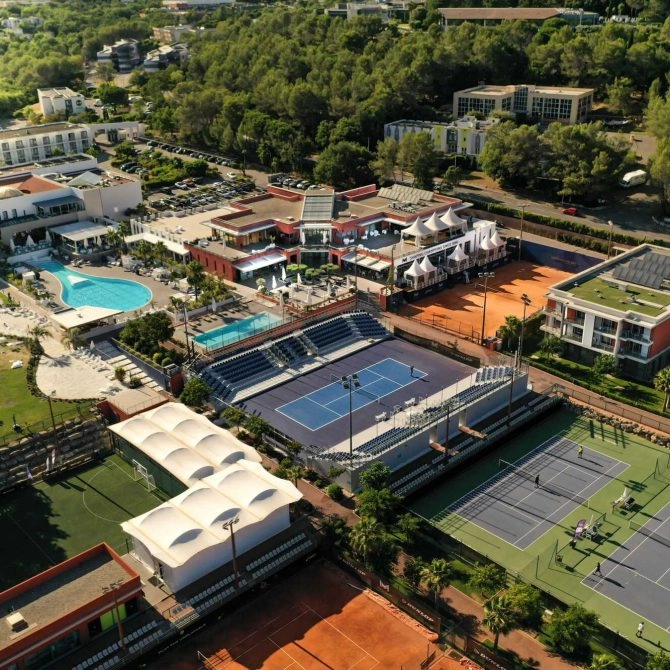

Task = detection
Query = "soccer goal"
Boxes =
[132,459,157,493]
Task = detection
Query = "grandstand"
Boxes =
[199,312,390,404]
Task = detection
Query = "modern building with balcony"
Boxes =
[453,84,593,125]
[0,123,92,167]
[96,39,141,73]
[542,244,670,381]
[37,88,86,119]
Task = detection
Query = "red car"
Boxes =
[562,206,578,216]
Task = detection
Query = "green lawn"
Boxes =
[0,341,90,440]
[409,409,670,654]
[0,454,165,589]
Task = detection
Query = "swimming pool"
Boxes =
[38,260,152,311]
[193,311,282,349]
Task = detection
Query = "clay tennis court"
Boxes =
[400,262,573,341]
[191,559,455,670]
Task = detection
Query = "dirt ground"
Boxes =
[146,559,459,670]
[399,261,573,342]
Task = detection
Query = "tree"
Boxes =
[398,132,438,190]
[469,563,508,598]
[349,518,385,566]
[61,327,84,351]
[507,582,545,628]
[243,414,271,443]
[396,512,421,545]
[221,406,246,430]
[547,604,598,659]
[371,137,399,182]
[539,334,563,360]
[647,651,670,670]
[607,77,635,116]
[96,62,116,83]
[359,462,392,490]
[498,315,522,351]
[180,377,212,407]
[185,261,206,300]
[654,368,670,412]
[357,486,401,525]
[483,595,516,649]
[420,558,451,607]
[442,165,463,190]
[29,324,51,346]
[119,312,174,356]
[403,556,424,588]
[593,354,617,378]
[313,141,374,190]
[321,514,350,549]
[284,464,306,487]
[591,653,624,670]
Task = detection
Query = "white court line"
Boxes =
[275,396,342,431]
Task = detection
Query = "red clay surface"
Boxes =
[400,262,573,341]
[149,559,450,669]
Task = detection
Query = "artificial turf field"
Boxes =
[410,407,670,652]
[0,454,164,590]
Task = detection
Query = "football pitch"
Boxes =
[0,454,165,590]
[410,408,670,651]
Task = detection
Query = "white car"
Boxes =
[226,172,238,179]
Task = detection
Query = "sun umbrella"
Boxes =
[281,266,287,281]
[271,275,278,290]
[25,234,35,247]
[297,273,302,286]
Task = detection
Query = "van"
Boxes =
[619,169,647,188]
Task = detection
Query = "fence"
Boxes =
[401,313,481,344]
[393,324,481,367]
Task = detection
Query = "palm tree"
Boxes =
[186,261,206,300]
[498,315,521,351]
[349,518,384,567]
[28,324,51,352]
[420,558,451,608]
[154,241,169,265]
[60,327,83,351]
[654,367,670,412]
[539,334,563,360]
[285,464,306,487]
[483,595,516,649]
[590,653,624,670]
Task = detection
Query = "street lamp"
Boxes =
[517,204,528,262]
[222,515,240,587]
[341,374,361,467]
[182,300,192,358]
[479,272,495,345]
[607,220,614,259]
[102,580,126,653]
[46,390,60,458]
[348,245,359,309]
[517,293,532,371]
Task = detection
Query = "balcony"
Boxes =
[591,339,615,352]
[620,330,651,344]
[564,331,583,343]
[565,315,585,325]
[618,347,649,361]
[594,324,617,335]
[541,323,562,335]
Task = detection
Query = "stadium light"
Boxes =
[507,293,532,426]
[46,390,60,458]
[479,272,495,346]
[102,580,126,653]
[607,220,614,259]
[341,374,361,467]
[517,203,528,262]
[222,515,240,587]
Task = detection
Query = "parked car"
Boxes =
[562,207,578,216]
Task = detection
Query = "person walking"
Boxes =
[637,622,645,638]
[534,474,540,489]
[595,562,602,576]
[578,445,584,458]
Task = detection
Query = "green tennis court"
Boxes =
[410,408,670,652]
[0,454,164,590]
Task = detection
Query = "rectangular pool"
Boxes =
[193,311,282,350]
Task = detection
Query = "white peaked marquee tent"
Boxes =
[113,403,301,592]
[402,217,432,246]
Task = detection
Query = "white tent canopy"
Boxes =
[479,234,495,251]
[419,256,437,273]
[424,212,449,233]
[448,245,468,263]
[403,217,432,240]
[114,403,301,592]
[440,208,467,228]
[404,258,425,278]
[490,230,505,247]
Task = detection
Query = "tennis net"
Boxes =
[629,520,670,550]
[355,386,381,403]
[498,458,588,506]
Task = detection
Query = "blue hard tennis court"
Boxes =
[276,358,426,431]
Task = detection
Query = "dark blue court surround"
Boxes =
[276,358,426,430]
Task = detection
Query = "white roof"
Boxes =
[419,256,437,273]
[490,230,505,247]
[50,220,109,242]
[480,234,495,251]
[51,306,122,330]
[440,207,466,228]
[448,244,468,262]
[403,217,432,238]
[110,402,261,485]
[118,403,301,572]
[404,258,425,277]
[424,212,448,233]
[125,231,188,256]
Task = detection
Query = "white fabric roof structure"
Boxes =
[403,217,432,240]
[490,230,505,247]
[114,403,301,592]
[125,232,188,257]
[448,245,468,263]
[419,256,437,273]
[424,212,448,233]
[51,306,122,330]
[440,208,467,228]
[67,171,102,188]
[404,259,425,278]
[480,234,495,251]
[50,220,109,242]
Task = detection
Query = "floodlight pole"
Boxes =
[102,581,126,653]
[182,301,192,358]
[479,272,495,345]
[517,293,532,372]
[517,204,528,262]
[341,374,360,468]
[46,390,60,457]
[508,294,531,425]
[222,515,240,587]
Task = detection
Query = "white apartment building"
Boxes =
[37,88,86,119]
[453,84,593,125]
[0,123,91,167]
[96,39,141,73]
[384,117,496,158]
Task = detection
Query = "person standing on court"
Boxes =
[534,474,540,488]
[578,445,584,458]
[637,622,644,638]
[595,562,602,576]
[410,365,414,376]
